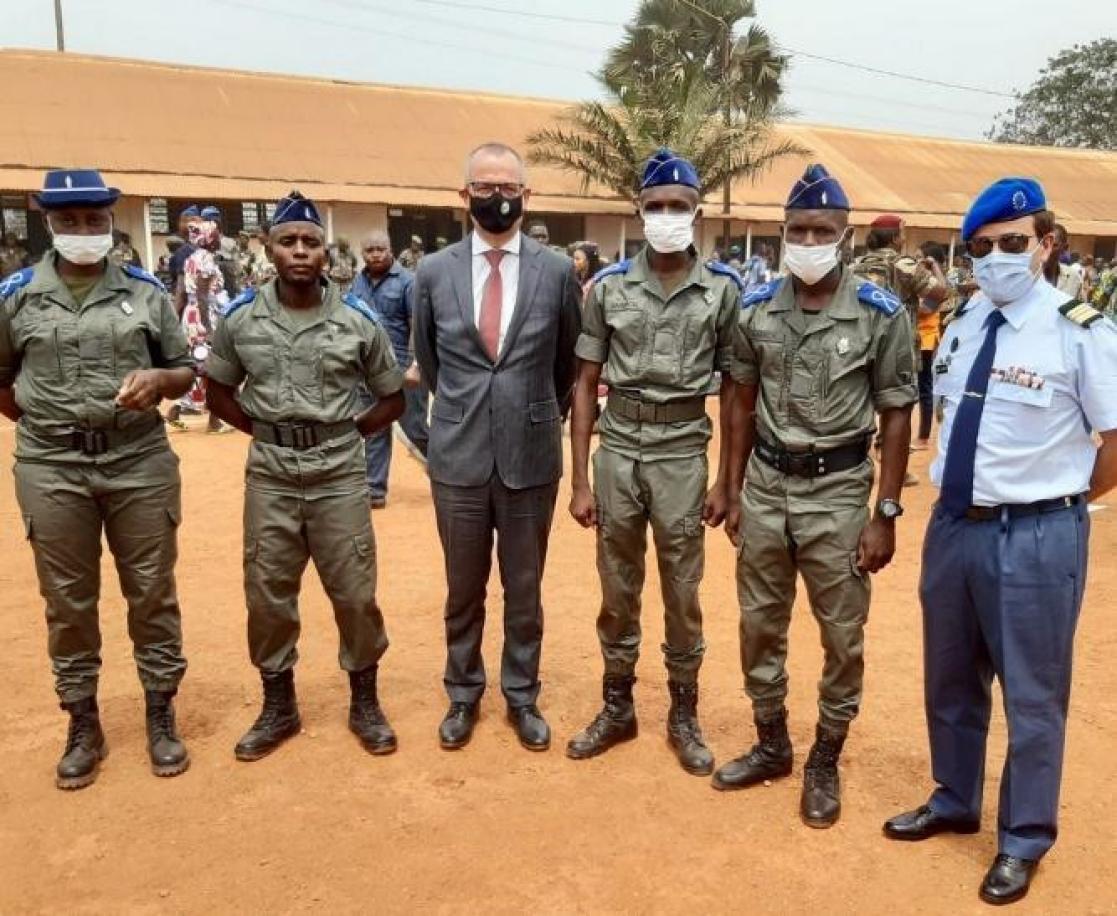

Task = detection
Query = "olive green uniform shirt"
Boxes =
[206,278,403,493]
[575,249,740,461]
[0,253,194,463]
[732,268,918,451]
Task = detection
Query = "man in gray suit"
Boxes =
[413,142,582,752]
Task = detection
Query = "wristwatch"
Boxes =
[877,498,904,520]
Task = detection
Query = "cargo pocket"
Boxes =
[353,534,373,560]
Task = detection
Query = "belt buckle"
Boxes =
[290,424,318,449]
[70,429,108,456]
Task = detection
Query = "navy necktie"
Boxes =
[939,308,1007,517]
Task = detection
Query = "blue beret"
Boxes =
[35,169,120,209]
[786,163,850,211]
[181,205,200,218]
[640,148,700,191]
[273,192,323,227]
[961,177,1046,241]
[200,206,221,220]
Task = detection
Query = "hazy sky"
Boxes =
[5,0,1114,140]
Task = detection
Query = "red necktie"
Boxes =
[479,248,505,361]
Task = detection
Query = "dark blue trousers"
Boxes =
[359,383,430,501]
[919,501,1089,860]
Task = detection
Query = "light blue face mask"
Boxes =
[971,249,1040,306]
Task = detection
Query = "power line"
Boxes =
[352,0,1018,100]
[313,0,604,53]
[779,46,1016,100]
[214,0,595,74]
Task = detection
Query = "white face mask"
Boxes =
[642,211,695,254]
[48,216,114,266]
[971,250,1040,306]
[782,230,848,286]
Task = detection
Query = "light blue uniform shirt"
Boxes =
[931,279,1117,506]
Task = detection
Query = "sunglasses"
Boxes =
[965,233,1035,258]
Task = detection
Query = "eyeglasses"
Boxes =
[467,181,525,199]
[965,233,1035,258]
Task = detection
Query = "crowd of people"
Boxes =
[1,148,1116,910]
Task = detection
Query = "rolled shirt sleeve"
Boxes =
[204,311,246,387]
[872,308,919,412]
[1076,319,1117,433]
[729,309,760,386]
[154,293,196,371]
[714,285,739,373]
[363,322,404,397]
[574,282,609,364]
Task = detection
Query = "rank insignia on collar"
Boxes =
[950,337,959,353]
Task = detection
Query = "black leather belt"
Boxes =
[754,435,870,478]
[606,393,706,424]
[961,494,1083,521]
[251,419,357,450]
[45,416,162,456]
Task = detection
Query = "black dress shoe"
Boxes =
[508,705,550,751]
[979,855,1037,905]
[883,804,981,841]
[439,702,478,750]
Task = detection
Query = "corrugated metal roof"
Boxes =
[2,50,1115,234]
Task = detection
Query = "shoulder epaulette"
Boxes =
[591,260,630,284]
[741,278,783,309]
[0,267,34,300]
[704,260,745,293]
[1058,299,1103,329]
[122,263,166,292]
[220,286,257,319]
[857,281,901,316]
[343,291,381,324]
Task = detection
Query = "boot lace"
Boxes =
[65,714,97,754]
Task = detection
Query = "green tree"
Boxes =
[527,0,802,199]
[990,39,1117,150]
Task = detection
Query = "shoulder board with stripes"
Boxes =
[704,260,745,292]
[122,263,166,292]
[1058,299,1103,328]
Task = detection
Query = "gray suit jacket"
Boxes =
[413,233,582,489]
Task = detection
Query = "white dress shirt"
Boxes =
[471,232,520,355]
[930,279,1117,505]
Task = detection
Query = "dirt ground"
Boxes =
[1,410,1114,916]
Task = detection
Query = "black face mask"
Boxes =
[469,193,523,234]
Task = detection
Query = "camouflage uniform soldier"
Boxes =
[714,166,917,827]
[0,169,196,789]
[566,149,742,776]
[206,192,406,761]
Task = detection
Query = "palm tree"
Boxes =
[526,0,803,204]
[601,0,786,121]
[528,78,801,198]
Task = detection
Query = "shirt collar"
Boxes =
[472,232,521,258]
[984,279,1046,331]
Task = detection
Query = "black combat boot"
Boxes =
[56,696,107,790]
[711,708,793,791]
[800,725,847,828]
[234,670,301,761]
[566,675,638,760]
[666,680,714,776]
[348,666,397,755]
[145,689,190,777]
